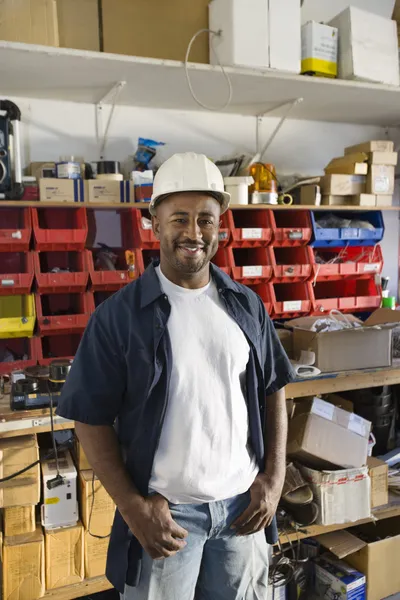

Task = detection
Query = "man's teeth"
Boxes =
[183,246,202,253]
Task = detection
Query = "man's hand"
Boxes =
[122,493,188,559]
[232,473,282,536]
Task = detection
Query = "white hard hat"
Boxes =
[149,152,230,215]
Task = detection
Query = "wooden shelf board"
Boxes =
[0,201,398,211]
[43,576,112,599]
[1,41,400,125]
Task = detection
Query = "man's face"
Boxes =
[152,192,221,275]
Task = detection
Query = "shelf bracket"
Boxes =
[254,97,303,163]
[95,80,126,160]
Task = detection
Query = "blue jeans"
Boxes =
[121,491,269,600]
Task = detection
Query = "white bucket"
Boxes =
[224,176,254,205]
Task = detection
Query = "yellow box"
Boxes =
[45,522,84,590]
[301,22,338,78]
[0,435,40,508]
[79,470,115,537]
[0,295,36,339]
[84,530,109,578]
[3,525,45,600]
[4,505,36,537]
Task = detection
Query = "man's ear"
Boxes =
[152,215,160,240]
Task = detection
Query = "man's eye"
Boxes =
[199,220,214,226]
[175,219,186,224]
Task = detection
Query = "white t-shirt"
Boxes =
[149,266,259,504]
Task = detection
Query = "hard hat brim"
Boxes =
[149,190,231,216]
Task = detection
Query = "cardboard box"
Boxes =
[369,151,398,166]
[319,174,366,196]
[321,194,375,206]
[84,530,109,578]
[316,518,400,600]
[300,464,371,525]
[0,0,59,46]
[345,140,395,155]
[376,194,393,207]
[301,21,338,77]
[350,194,376,206]
[29,162,55,180]
[4,505,36,537]
[314,555,366,600]
[103,0,209,63]
[0,435,40,508]
[74,439,91,471]
[3,525,45,600]
[289,314,394,373]
[366,165,395,195]
[57,0,100,51]
[79,470,115,537]
[45,522,84,589]
[287,397,371,469]
[329,7,400,86]
[300,184,321,205]
[39,178,85,203]
[86,180,133,204]
[367,456,388,508]
[324,153,368,175]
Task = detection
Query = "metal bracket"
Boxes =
[254,97,303,163]
[95,80,126,160]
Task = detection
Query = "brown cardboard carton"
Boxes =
[324,153,368,175]
[366,164,395,195]
[79,470,115,537]
[74,439,91,471]
[367,456,388,508]
[376,194,393,207]
[350,194,376,206]
[0,0,59,46]
[300,184,321,205]
[317,517,400,600]
[86,180,133,204]
[322,193,375,206]
[102,0,209,63]
[345,140,394,154]
[287,397,370,469]
[84,530,109,578]
[288,314,393,373]
[369,151,398,166]
[4,505,36,537]
[39,178,85,203]
[57,0,100,51]
[45,523,84,589]
[3,525,45,600]
[320,174,366,196]
[0,435,40,508]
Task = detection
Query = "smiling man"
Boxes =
[57,153,295,600]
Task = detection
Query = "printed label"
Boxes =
[45,497,60,505]
[311,398,335,421]
[374,176,390,193]
[364,263,379,272]
[242,266,263,277]
[242,228,262,239]
[349,413,368,437]
[288,231,303,240]
[283,300,302,312]
[1,279,14,286]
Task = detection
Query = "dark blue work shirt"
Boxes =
[57,262,295,593]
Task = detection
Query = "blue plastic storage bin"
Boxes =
[310,211,384,247]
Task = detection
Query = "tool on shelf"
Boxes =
[249,163,293,205]
[0,100,23,200]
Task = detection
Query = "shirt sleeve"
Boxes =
[259,299,296,396]
[56,307,126,426]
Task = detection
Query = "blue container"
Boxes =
[310,210,384,247]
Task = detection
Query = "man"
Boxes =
[57,152,295,599]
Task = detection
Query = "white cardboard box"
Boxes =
[269,0,301,72]
[300,464,371,526]
[329,7,400,86]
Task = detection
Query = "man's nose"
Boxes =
[184,219,202,240]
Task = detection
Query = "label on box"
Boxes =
[283,300,302,312]
[242,266,263,277]
[374,177,390,193]
[242,228,262,239]
[311,398,335,421]
[349,413,368,437]
[364,263,379,273]
[288,230,303,240]
[1,279,14,286]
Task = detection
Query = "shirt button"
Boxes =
[164,295,168,300]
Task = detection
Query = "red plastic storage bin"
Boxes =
[270,210,312,247]
[228,247,272,285]
[270,246,313,283]
[35,292,93,335]
[88,248,139,291]
[311,278,382,315]
[37,333,82,366]
[132,208,160,249]
[31,207,88,251]
[271,282,313,319]
[33,250,90,293]
[212,248,231,275]
[246,283,273,316]
[137,250,160,274]
[0,207,32,252]
[311,245,383,282]
[222,209,272,248]
[0,252,34,295]
[93,290,116,308]
[0,337,37,374]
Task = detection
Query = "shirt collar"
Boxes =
[139,260,241,308]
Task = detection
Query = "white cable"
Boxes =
[184,29,233,112]
[100,83,125,159]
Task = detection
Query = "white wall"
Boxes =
[11,95,400,297]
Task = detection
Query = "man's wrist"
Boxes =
[118,491,146,516]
